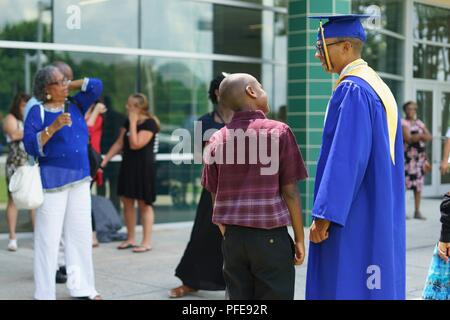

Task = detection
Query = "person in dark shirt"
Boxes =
[169,74,233,298]
[101,93,160,253]
[422,193,450,300]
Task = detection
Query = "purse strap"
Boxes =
[28,104,46,166]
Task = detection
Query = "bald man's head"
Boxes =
[51,61,73,81]
[218,73,269,113]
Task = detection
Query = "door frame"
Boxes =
[412,80,450,196]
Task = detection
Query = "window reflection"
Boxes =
[441,92,450,184]
[140,58,211,132]
[53,0,138,48]
[142,1,266,58]
[213,5,261,57]
[416,90,433,186]
[383,79,402,105]
[414,3,450,44]
[141,0,213,53]
[363,32,403,75]
[0,0,288,225]
[352,0,404,34]
[414,44,450,81]
[0,0,52,42]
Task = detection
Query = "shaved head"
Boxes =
[218,73,269,113]
[51,61,73,80]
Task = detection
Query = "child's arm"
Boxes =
[281,183,305,265]
[439,194,450,262]
[210,192,225,236]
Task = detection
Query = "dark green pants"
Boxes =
[222,225,295,300]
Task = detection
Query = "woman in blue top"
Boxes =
[23,65,103,300]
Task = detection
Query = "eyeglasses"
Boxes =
[48,78,70,87]
[314,41,346,54]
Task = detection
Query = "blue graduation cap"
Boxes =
[308,14,373,71]
[309,14,372,42]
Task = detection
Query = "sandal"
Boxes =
[74,294,102,300]
[132,245,152,253]
[117,242,136,250]
[168,285,198,298]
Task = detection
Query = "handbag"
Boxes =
[8,163,44,209]
[8,103,45,209]
[88,143,102,179]
[68,96,103,179]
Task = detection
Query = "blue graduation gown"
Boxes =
[305,76,406,300]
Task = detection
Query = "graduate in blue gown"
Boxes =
[305,15,406,300]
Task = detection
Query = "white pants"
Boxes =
[34,181,98,300]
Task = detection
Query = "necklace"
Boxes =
[43,103,64,113]
[44,103,64,108]
[215,109,227,124]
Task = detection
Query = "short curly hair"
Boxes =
[33,65,59,102]
[402,101,416,113]
[208,74,226,105]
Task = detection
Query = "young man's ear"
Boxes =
[245,85,257,99]
[344,40,352,53]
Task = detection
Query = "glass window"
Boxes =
[213,5,262,57]
[416,90,433,186]
[352,0,404,34]
[414,43,450,81]
[142,0,264,58]
[274,12,287,61]
[140,57,212,132]
[414,3,450,44]
[141,0,213,54]
[232,0,287,7]
[0,47,42,114]
[273,64,287,121]
[441,92,450,184]
[53,0,138,48]
[363,32,403,76]
[383,78,403,106]
[0,0,52,42]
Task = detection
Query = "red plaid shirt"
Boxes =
[201,110,308,229]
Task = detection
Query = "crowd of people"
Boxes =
[1,13,449,301]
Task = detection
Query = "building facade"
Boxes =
[0,0,449,231]
[289,0,450,223]
[0,0,288,229]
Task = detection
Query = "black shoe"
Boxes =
[59,266,67,276]
[56,266,67,284]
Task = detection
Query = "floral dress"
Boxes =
[402,118,427,192]
[5,120,28,186]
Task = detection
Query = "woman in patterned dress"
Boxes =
[401,101,432,220]
[3,93,34,251]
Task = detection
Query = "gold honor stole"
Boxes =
[335,59,398,165]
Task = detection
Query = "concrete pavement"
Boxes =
[0,194,443,300]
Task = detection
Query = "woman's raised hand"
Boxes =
[51,113,72,131]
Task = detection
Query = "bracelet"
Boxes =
[44,126,51,137]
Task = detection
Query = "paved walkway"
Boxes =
[0,194,443,300]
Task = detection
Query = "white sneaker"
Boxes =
[8,239,17,252]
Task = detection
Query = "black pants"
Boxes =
[222,225,295,300]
